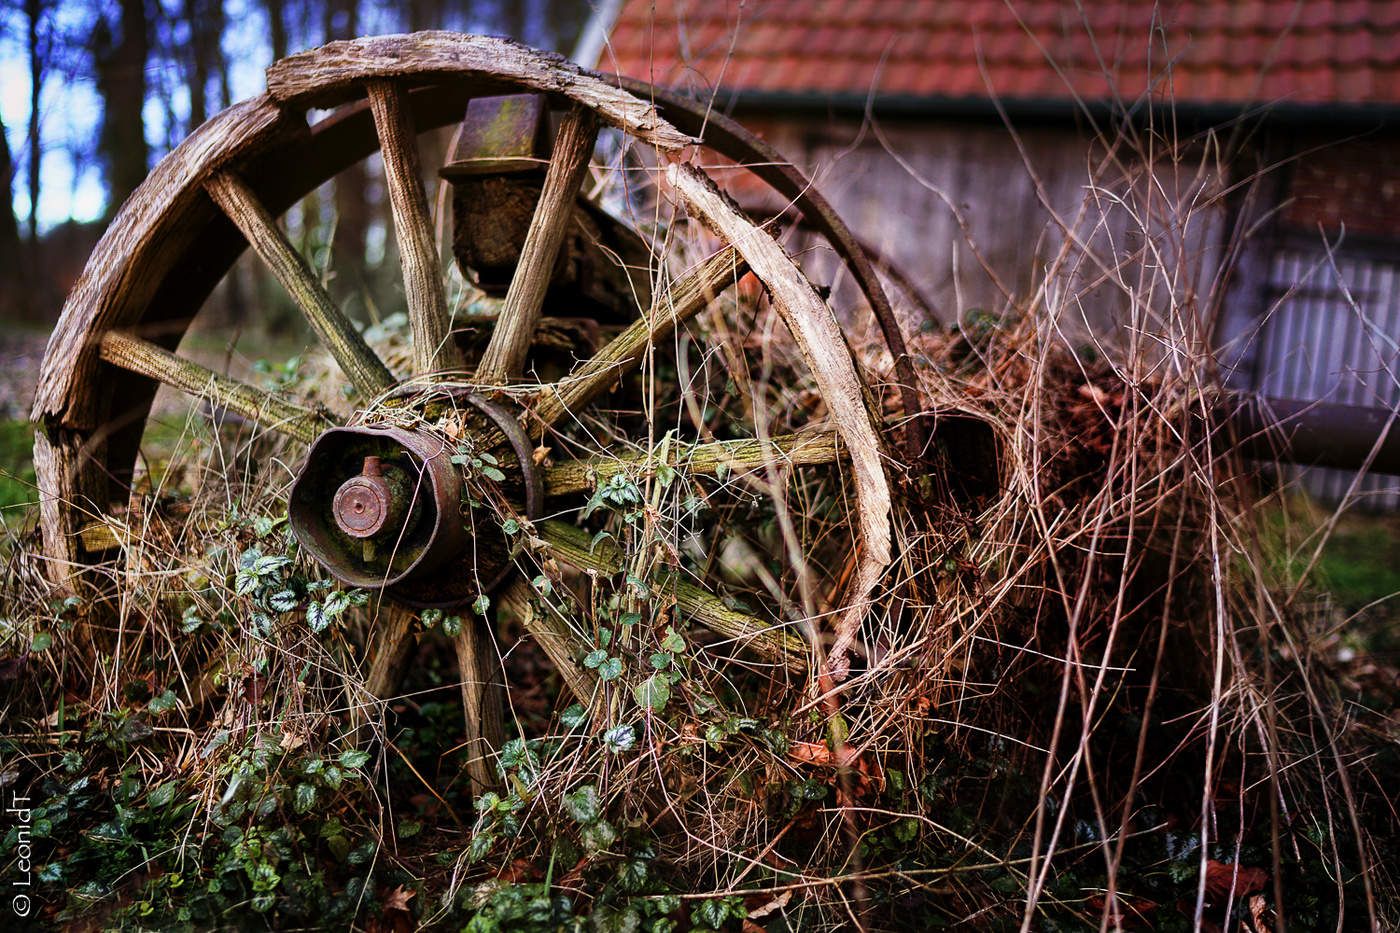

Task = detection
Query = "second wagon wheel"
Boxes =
[31,33,898,790]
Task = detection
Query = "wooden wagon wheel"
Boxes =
[31,33,896,791]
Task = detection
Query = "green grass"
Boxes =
[0,419,36,512]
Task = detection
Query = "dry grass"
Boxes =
[2,62,1399,933]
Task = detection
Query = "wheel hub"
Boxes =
[288,396,542,608]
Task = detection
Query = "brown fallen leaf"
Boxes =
[383,884,415,912]
[1203,860,1267,903]
[747,888,792,920]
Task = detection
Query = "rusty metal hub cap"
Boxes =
[288,395,542,608]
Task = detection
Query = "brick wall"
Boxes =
[1284,137,1400,238]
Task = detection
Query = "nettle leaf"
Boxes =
[501,518,520,535]
[581,818,618,854]
[561,785,601,825]
[602,724,635,753]
[625,575,650,598]
[268,589,299,613]
[531,574,553,595]
[294,783,317,814]
[234,570,260,596]
[634,674,670,712]
[478,452,498,466]
[442,614,463,637]
[560,704,589,730]
[583,649,608,670]
[467,830,495,863]
[323,589,351,615]
[398,819,423,839]
[619,612,642,627]
[338,749,371,770]
[30,632,52,652]
[146,690,178,714]
[649,652,672,670]
[147,782,178,808]
[598,657,623,682]
[253,555,290,577]
[660,626,686,653]
[481,465,507,483]
[306,601,328,633]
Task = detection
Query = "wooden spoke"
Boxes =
[532,245,749,430]
[366,80,462,377]
[359,605,418,703]
[538,521,808,671]
[455,619,504,793]
[543,430,841,497]
[204,171,395,398]
[99,331,324,443]
[498,579,599,707]
[476,103,599,383]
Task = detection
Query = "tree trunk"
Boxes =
[0,112,29,319]
[94,0,150,220]
[263,0,287,64]
[26,0,42,249]
[327,0,369,306]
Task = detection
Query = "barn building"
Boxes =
[598,0,1400,504]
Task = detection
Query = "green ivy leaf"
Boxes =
[583,649,608,670]
[501,518,520,535]
[481,466,507,483]
[442,614,463,637]
[30,632,52,652]
[398,819,423,839]
[473,594,491,616]
[420,608,443,629]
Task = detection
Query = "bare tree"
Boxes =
[93,0,149,219]
[25,0,44,249]
[0,112,29,317]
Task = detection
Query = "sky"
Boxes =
[0,0,350,232]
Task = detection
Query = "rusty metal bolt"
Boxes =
[332,456,401,539]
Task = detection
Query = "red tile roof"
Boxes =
[602,0,1400,110]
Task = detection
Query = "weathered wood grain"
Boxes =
[99,332,324,443]
[477,104,599,383]
[666,162,892,678]
[205,171,395,398]
[542,431,840,497]
[455,620,505,793]
[539,521,808,671]
[498,579,599,706]
[531,245,748,430]
[266,32,693,152]
[367,80,463,377]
